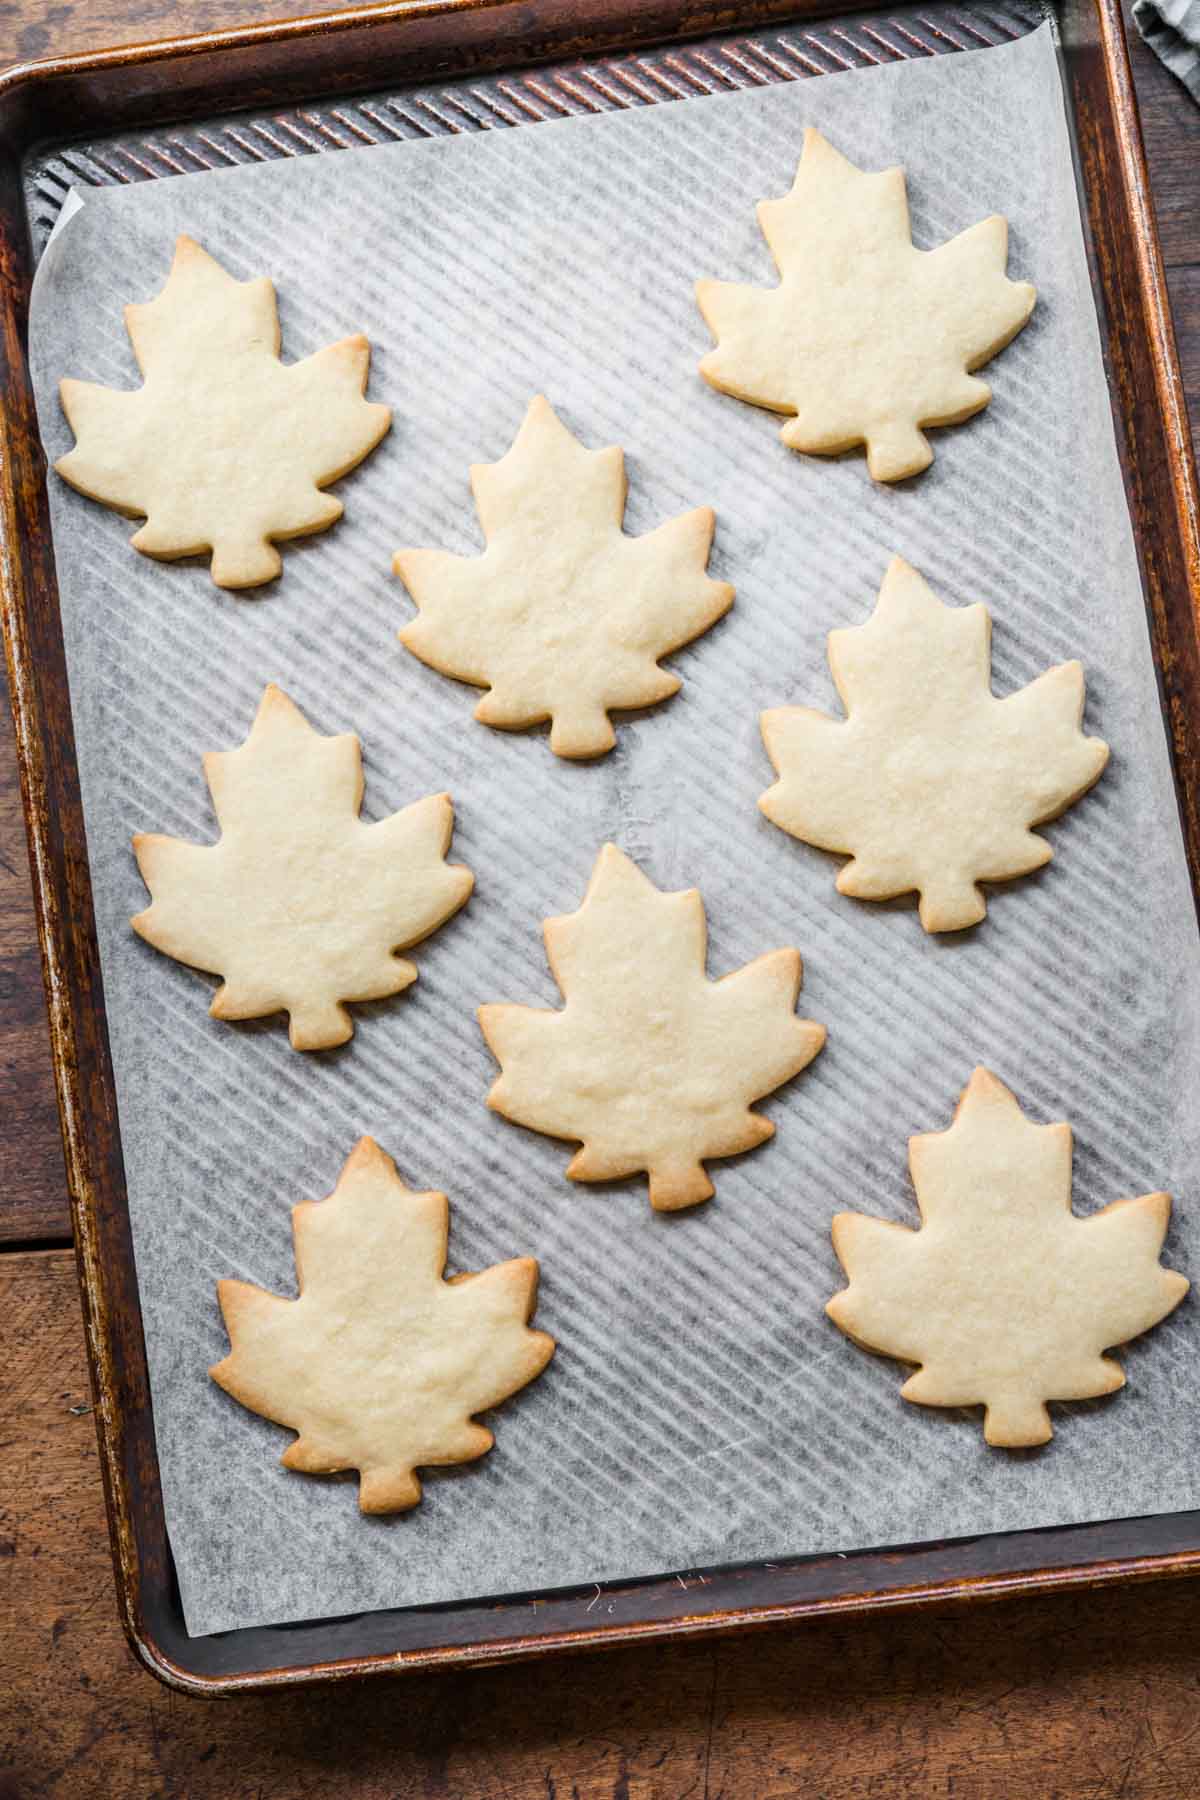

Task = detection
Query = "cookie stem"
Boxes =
[285,995,353,1051]
[548,706,618,760]
[862,419,933,483]
[207,531,282,590]
[648,1159,714,1212]
[982,1393,1053,1447]
[917,875,988,934]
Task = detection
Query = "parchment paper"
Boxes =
[28,22,1200,1639]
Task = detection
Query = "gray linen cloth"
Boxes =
[1134,0,1200,102]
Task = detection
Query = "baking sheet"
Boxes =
[27,21,1200,1639]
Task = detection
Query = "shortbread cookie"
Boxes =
[56,235,391,588]
[394,395,733,758]
[132,685,472,1049]
[211,1138,555,1513]
[696,129,1036,481]
[479,843,825,1210]
[759,557,1109,931]
[826,1068,1188,1446]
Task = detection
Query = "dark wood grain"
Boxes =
[0,693,63,1244]
[0,0,339,63]
[1171,267,1200,446]
[1126,11,1200,269]
[0,0,1198,1790]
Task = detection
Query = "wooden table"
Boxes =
[2,3,1198,1793]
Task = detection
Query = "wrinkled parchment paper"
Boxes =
[28,22,1200,1637]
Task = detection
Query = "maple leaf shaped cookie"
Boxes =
[211,1138,555,1512]
[826,1069,1188,1446]
[394,396,734,758]
[132,685,472,1050]
[759,557,1109,931]
[56,235,391,588]
[696,129,1036,481]
[479,843,825,1211]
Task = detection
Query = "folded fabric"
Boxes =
[1134,0,1200,103]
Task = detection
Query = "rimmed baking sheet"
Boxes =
[28,18,1200,1638]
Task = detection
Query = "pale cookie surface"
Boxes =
[211,1138,555,1513]
[826,1069,1188,1446]
[759,556,1109,932]
[394,395,733,758]
[696,128,1036,481]
[479,843,825,1211]
[56,235,391,588]
[132,684,472,1050]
